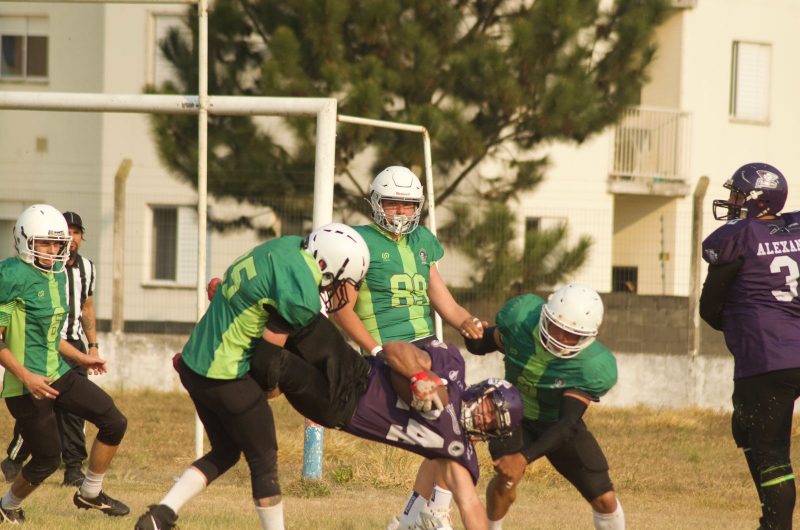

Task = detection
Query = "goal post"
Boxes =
[298,114,442,481]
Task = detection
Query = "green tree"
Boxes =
[440,202,592,301]
[150,0,669,229]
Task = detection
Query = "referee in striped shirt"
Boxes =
[1,211,97,487]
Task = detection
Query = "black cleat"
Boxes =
[0,503,25,523]
[73,490,130,516]
[134,504,178,530]
[0,459,21,483]
[62,467,85,487]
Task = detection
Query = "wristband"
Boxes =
[88,342,99,348]
[370,345,383,356]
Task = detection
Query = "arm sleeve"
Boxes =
[699,258,744,331]
[264,304,294,334]
[520,392,589,464]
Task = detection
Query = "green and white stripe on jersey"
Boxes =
[0,256,70,398]
[352,224,444,345]
[182,236,322,380]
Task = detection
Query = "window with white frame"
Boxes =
[730,41,771,122]
[149,13,187,87]
[150,205,197,284]
[0,16,48,81]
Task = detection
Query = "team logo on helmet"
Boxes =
[755,170,780,189]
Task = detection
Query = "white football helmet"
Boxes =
[539,284,603,358]
[369,166,425,235]
[303,223,370,312]
[13,204,71,273]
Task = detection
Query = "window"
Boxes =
[0,17,48,81]
[150,205,197,284]
[148,14,187,87]
[730,41,771,122]
[612,266,638,293]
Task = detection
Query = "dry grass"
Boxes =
[0,391,798,529]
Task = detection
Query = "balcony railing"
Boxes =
[609,106,691,196]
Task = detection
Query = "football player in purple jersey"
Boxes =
[186,274,522,530]
[243,312,521,530]
[701,162,800,530]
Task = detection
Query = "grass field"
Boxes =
[0,390,797,529]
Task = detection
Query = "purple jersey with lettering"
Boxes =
[702,212,800,378]
[342,340,480,483]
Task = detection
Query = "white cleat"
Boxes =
[414,509,454,530]
[386,514,402,530]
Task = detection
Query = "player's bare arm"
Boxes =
[82,294,99,354]
[383,341,448,411]
[59,339,107,375]
[331,281,381,353]
[428,265,487,340]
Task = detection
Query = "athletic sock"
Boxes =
[160,467,208,514]
[592,499,625,530]
[255,502,285,530]
[79,469,105,499]
[1,489,23,511]
[428,485,452,512]
[488,517,505,530]
[398,491,426,528]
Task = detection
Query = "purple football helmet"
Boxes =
[713,163,787,220]
[460,378,523,440]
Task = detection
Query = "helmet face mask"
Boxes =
[14,204,71,273]
[712,163,787,220]
[369,166,425,235]
[460,378,522,441]
[538,284,603,359]
[303,223,370,313]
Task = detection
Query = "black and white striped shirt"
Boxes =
[60,254,96,341]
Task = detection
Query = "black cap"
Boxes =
[63,211,85,232]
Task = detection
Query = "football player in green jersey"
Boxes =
[0,205,129,523]
[464,284,624,530]
[135,223,370,530]
[334,166,485,351]
[332,166,486,529]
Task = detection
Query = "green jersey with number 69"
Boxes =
[496,294,617,422]
[352,224,444,344]
[0,257,70,398]
[182,236,322,380]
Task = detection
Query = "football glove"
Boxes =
[410,371,446,412]
[207,277,221,301]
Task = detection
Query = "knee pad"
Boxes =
[250,464,280,500]
[96,408,128,446]
[194,451,241,484]
[246,449,280,499]
[23,453,61,485]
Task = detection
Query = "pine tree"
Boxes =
[150,0,669,232]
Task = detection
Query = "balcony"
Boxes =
[608,106,691,197]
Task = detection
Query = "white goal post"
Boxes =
[0,0,442,480]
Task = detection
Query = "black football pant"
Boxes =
[732,367,800,530]
[4,370,127,485]
[178,359,280,500]
[5,338,89,471]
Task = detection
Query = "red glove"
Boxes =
[207,277,222,301]
[172,352,182,372]
[410,371,446,412]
